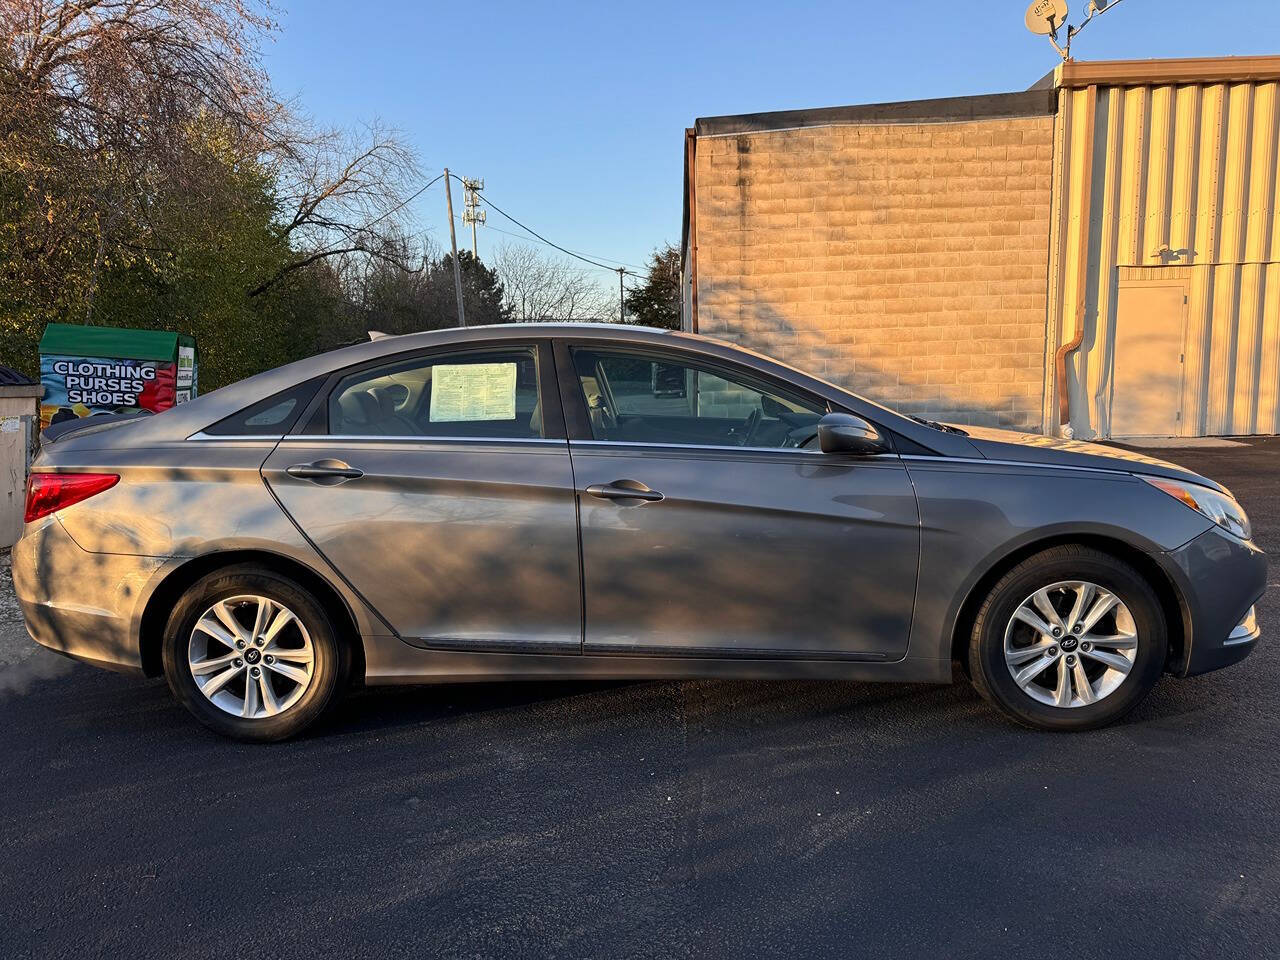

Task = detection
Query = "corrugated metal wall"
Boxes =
[1048,78,1280,437]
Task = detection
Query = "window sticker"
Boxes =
[429,362,518,422]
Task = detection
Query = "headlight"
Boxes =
[1141,476,1252,541]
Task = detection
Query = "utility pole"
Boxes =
[443,168,466,327]
[617,268,625,323]
[462,177,485,258]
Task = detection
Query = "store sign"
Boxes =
[50,358,158,406]
[40,354,176,428]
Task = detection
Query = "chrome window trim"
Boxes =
[568,439,899,459]
[188,431,565,445]
[187,432,286,442]
[277,434,564,445]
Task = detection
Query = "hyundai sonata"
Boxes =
[13,324,1265,739]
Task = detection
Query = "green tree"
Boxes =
[624,244,681,330]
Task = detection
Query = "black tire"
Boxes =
[162,564,347,742]
[968,545,1167,731]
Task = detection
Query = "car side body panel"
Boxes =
[12,514,166,673]
[262,437,582,650]
[38,439,288,558]
[902,457,1217,662]
[358,637,953,685]
[20,438,394,670]
[1163,526,1266,676]
[569,444,920,659]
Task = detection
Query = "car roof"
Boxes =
[52,322,973,454]
[355,322,721,350]
[334,323,828,388]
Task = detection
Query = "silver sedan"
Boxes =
[13,324,1265,740]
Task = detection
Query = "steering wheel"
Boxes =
[738,407,762,446]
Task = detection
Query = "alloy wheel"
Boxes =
[187,595,315,720]
[1003,580,1137,708]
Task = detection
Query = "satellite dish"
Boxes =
[1025,0,1068,34]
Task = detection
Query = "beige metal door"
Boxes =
[1109,279,1188,438]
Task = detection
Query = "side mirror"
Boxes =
[816,413,887,455]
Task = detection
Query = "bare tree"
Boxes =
[247,119,421,296]
[2,1,279,162]
[0,1,422,313]
[491,242,616,322]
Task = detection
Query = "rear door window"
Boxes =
[327,348,542,438]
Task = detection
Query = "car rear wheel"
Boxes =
[162,565,345,741]
[968,545,1167,731]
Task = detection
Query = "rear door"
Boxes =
[557,341,920,661]
[261,340,582,651]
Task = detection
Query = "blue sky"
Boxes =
[265,1,1280,283]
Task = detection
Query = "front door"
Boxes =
[560,343,920,660]
[261,342,582,651]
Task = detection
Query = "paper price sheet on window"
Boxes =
[429,363,518,422]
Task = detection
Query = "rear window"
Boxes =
[202,379,323,437]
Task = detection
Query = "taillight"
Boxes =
[24,473,120,524]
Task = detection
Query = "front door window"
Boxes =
[570,348,825,449]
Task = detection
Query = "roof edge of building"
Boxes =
[1053,54,1280,89]
[694,56,1280,141]
[693,89,1056,138]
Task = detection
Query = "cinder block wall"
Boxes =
[692,115,1054,430]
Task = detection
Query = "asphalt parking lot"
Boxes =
[1,439,1277,960]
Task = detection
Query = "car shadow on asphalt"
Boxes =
[0,649,1247,750]
[296,663,1259,746]
[293,673,1082,743]
[320,678,644,736]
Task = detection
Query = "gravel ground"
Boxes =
[0,440,1276,960]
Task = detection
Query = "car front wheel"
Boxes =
[968,545,1167,731]
[162,564,345,741]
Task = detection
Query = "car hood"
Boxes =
[955,425,1223,491]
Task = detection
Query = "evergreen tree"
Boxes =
[624,244,681,330]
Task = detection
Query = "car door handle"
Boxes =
[285,460,364,482]
[586,480,663,502]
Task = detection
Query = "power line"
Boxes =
[562,249,647,272]
[468,183,645,278]
[461,181,647,322]
[450,215,647,272]
[301,171,651,303]
[364,172,445,232]
[372,170,648,276]
[298,172,446,263]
